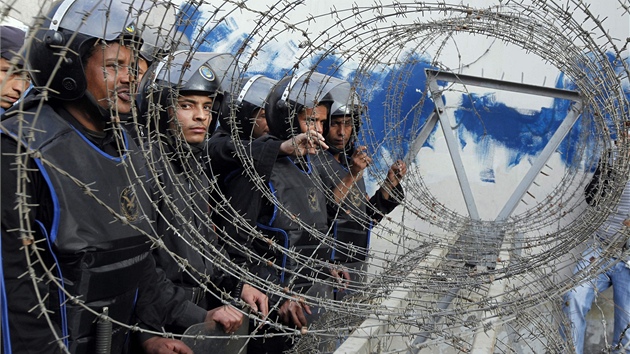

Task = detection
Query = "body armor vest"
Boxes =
[316,152,372,263]
[256,156,331,289]
[2,104,154,353]
[148,141,222,306]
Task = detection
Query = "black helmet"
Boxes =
[219,74,277,139]
[27,0,146,101]
[324,84,365,155]
[138,50,240,135]
[265,71,345,140]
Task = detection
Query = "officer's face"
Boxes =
[138,58,148,81]
[298,104,328,135]
[170,94,213,144]
[251,108,268,139]
[85,42,133,114]
[326,116,354,150]
[0,57,29,110]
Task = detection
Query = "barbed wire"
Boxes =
[1,0,629,352]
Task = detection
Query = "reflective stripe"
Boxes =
[0,230,12,354]
[237,75,264,103]
[36,220,69,347]
[50,0,74,31]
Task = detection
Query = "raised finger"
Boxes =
[258,297,269,317]
[292,305,308,327]
[279,307,289,324]
[302,303,312,315]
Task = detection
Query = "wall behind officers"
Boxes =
[562,145,630,354]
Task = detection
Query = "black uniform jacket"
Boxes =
[147,135,238,331]
[0,98,190,354]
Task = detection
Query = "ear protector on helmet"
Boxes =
[27,0,147,101]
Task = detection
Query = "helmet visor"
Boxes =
[282,72,347,109]
[137,1,179,62]
[238,75,278,109]
[155,50,240,95]
[55,0,149,41]
[329,85,364,117]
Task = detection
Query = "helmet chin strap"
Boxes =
[83,91,118,124]
[327,138,356,157]
[164,127,207,163]
[327,144,344,156]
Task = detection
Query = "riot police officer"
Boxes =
[138,50,269,335]
[1,1,193,352]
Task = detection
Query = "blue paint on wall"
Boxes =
[178,4,248,54]
[177,5,630,182]
[454,94,569,168]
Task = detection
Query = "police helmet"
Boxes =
[324,84,365,154]
[219,74,277,139]
[138,27,169,66]
[136,4,189,66]
[27,0,146,101]
[138,50,240,135]
[265,72,345,140]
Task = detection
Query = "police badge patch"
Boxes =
[308,187,320,211]
[120,186,139,222]
[199,65,215,81]
[124,23,135,34]
[349,186,363,208]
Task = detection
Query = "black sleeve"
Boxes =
[207,128,282,184]
[132,257,207,347]
[140,149,208,330]
[206,228,242,301]
[134,256,207,331]
[1,135,63,354]
[214,171,264,267]
[367,183,404,223]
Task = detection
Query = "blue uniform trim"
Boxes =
[36,220,69,347]
[67,124,129,162]
[330,220,339,260]
[33,159,61,244]
[256,224,289,283]
[267,182,279,226]
[123,288,140,349]
[32,158,68,345]
[0,230,12,354]
[284,155,313,175]
[0,129,6,353]
[332,151,350,173]
[0,117,129,351]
